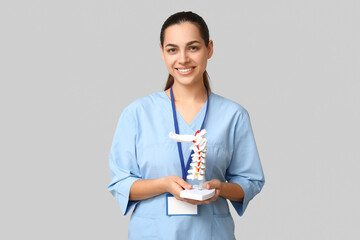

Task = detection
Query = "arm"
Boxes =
[219,182,244,202]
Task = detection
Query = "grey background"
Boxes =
[1,0,359,239]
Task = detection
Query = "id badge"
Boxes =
[166,194,199,216]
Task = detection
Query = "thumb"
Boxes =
[176,177,192,190]
[203,181,212,189]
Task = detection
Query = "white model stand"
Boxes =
[169,129,215,201]
[180,185,215,201]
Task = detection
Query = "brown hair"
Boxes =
[160,11,211,91]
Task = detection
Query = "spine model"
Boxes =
[169,129,208,188]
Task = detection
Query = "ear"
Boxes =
[160,43,164,60]
[207,40,214,59]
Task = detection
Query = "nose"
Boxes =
[178,50,189,64]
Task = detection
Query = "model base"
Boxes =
[180,185,215,201]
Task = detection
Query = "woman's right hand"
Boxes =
[163,175,192,200]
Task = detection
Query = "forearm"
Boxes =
[129,178,167,201]
[220,182,244,202]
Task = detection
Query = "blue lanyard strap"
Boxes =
[170,84,209,180]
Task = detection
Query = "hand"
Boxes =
[181,179,222,205]
[163,175,192,200]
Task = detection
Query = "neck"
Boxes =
[172,81,208,103]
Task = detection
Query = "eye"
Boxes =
[190,46,198,51]
[167,48,176,53]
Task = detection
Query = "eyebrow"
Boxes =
[165,40,201,48]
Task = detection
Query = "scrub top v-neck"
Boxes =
[108,90,265,240]
[163,90,210,132]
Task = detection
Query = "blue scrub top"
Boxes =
[108,91,265,240]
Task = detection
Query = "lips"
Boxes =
[176,67,195,75]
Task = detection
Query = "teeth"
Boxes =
[178,68,193,72]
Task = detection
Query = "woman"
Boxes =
[108,11,265,239]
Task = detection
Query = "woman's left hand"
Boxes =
[182,179,222,205]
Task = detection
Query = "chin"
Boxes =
[173,75,203,86]
[173,76,197,85]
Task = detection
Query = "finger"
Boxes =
[181,198,196,205]
[207,189,220,202]
[203,182,211,189]
[184,200,200,205]
[183,198,207,205]
[170,183,187,199]
[181,196,208,205]
[175,178,192,190]
[205,180,221,190]
[204,180,217,189]
[207,196,217,202]
[214,189,220,198]
[208,195,218,202]
[202,197,213,204]
[207,194,217,202]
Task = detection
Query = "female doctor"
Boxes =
[108,11,265,239]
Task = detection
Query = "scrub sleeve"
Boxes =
[225,110,264,216]
[108,106,141,216]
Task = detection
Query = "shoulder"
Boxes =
[210,92,248,117]
[121,91,167,116]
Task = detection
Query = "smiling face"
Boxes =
[160,22,213,87]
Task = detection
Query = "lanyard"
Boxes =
[170,84,209,180]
